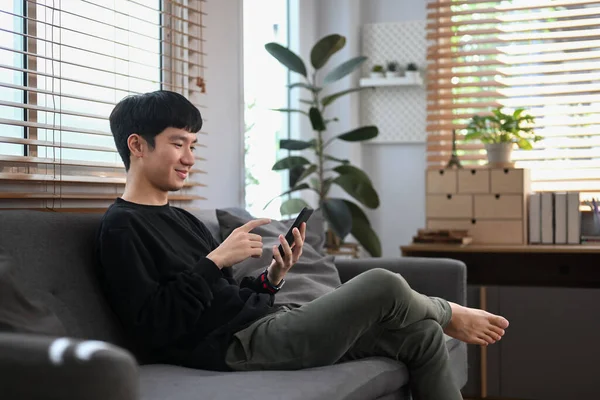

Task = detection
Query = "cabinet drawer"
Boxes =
[458,169,490,193]
[427,219,473,232]
[474,194,524,219]
[490,168,529,193]
[426,169,457,194]
[471,220,524,244]
[426,194,472,218]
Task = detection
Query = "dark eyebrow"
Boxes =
[170,134,198,144]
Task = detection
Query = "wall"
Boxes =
[201,0,245,209]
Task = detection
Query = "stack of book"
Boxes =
[413,229,473,245]
[528,192,582,244]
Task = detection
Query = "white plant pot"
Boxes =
[405,71,419,81]
[485,143,514,166]
[370,72,385,79]
[385,71,400,78]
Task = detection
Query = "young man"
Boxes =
[96,90,509,400]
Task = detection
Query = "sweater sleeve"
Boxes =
[98,227,222,349]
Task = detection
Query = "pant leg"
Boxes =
[341,320,462,400]
[225,268,452,371]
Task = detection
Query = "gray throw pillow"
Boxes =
[216,209,341,307]
[0,248,66,335]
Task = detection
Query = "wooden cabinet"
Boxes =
[426,168,529,244]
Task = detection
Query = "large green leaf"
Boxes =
[296,164,317,183]
[265,42,307,77]
[341,199,381,256]
[288,82,321,92]
[333,165,373,185]
[309,107,326,131]
[280,139,314,150]
[323,56,368,85]
[271,108,308,116]
[333,174,380,209]
[321,198,352,239]
[310,34,346,70]
[289,165,305,188]
[324,154,350,164]
[337,126,379,142]
[321,87,373,107]
[280,198,311,216]
[272,156,311,171]
[264,183,311,209]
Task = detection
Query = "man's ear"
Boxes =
[127,134,145,159]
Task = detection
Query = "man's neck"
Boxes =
[121,173,168,206]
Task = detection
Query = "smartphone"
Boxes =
[277,207,313,258]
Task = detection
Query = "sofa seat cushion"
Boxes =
[139,357,408,400]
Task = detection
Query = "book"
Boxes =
[541,192,554,244]
[567,192,581,244]
[554,192,567,244]
[528,193,541,244]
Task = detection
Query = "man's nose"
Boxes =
[181,147,195,166]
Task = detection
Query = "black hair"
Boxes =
[109,90,203,170]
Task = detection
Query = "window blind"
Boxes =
[0,0,208,211]
[426,0,600,198]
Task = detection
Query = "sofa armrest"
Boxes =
[0,332,139,400]
[334,257,467,306]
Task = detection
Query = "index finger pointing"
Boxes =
[239,218,271,232]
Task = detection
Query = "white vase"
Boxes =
[385,71,400,78]
[370,72,384,79]
[405,71,419,81]
[485,143,514,166]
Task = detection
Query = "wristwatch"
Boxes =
[259,268,285,293]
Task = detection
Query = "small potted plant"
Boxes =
[465,107,542,166]
[405,62,419,81]
[370,64,385,78]
[385,61,400,78]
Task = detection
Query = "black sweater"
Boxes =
[95,198,274,371]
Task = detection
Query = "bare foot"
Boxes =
[443,302,509,346]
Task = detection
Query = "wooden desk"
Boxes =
[401,243,600,289]
[400,243,600,399]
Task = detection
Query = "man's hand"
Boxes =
[207,218,271,268]
[267,222,306,285]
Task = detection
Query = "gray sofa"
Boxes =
[0,209,467,400]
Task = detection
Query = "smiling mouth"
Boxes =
[175,170,188,179]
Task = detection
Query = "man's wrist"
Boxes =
[266,266,283,286]
[206,252,224,269]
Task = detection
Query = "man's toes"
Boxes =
[489,326,505,337]
[486,329,502,341]
[481,334,496,344]
[475,337,489,346]
[491,315,509,329]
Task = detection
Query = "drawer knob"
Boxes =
[495,194,501,199]
[439,170,445,175]
[447,194,453,200]
[503,168,509,174]
[471,219,477,224]
[471,169,476,175]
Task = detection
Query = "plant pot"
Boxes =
[485,142,514,166]
[370,72,385,79]
[385,71,400,78]
[405,71,419,81]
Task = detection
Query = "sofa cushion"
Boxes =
[216,209,341,308]
[139,357,409,400]
[0,211,129,348]
[0,247,65,335]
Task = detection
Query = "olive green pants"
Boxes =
[225,268,462,400]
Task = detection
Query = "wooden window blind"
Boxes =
[426,0,600,198]
[0,0,208,211]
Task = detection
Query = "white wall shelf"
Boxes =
[359,76,423,87]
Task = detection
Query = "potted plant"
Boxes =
[264,34,382,257]
[385,61,400,78]
[370,64,384,78]
[465,107,542,166]
[405,62,418,81]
